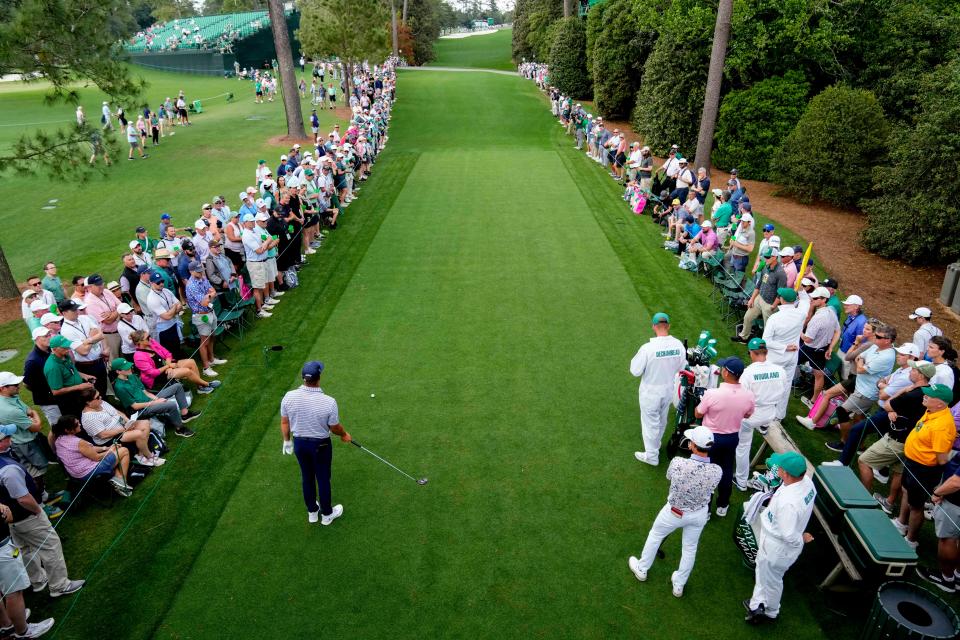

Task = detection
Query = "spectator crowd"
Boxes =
[0,59,396,636]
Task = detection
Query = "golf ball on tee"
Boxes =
[370,393,375,398]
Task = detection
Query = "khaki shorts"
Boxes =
[841,391,875,417]
[0,540,30,596]
[191,311,217,337]
[247,260,268,289]
[265,258,278,282]
[858,434,904,473]
[934,499,960,539]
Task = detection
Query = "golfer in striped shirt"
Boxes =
[280,361,351,525]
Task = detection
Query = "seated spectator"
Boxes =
[78,387,162,468]
[204,240,236,292]
[43,335,96,418]
[111,359,196,437]
[733,247,784,343]
[130,330,219,395]
[689,220,719,259]
[51,416,132,496]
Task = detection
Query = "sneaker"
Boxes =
[733,480,748,492]
[31,581,47,593]
[873,468,889,484]
[308,509,319,524]
[175,426,196,438]
[873,493,894,515]
[903,536,919,549]
[627,556,647,582]
[821,460,842,467]
[197,385,215,395]
[305,248,317,255]
[730,336,748,344]
[795,416,817,430]
[109,477,132,497]
[272,291,285,297]
[151,456,166,466]
[716,506,729,517]
[208,380,221,388]
[672,582,684,598]
[321,504,343,526]
[256,310,273,318]
[916,567,956,593]
[49,579,85,597]
[800,396,813,408]
[743,599,765,623]
[265,297,279,305]
[211,358,228,365]
[890,517,908,535]
[202,368,218,377]
[181,410,201,423]
[825,441,844,453]
[42,504,63,520]
[260,304,275,311]
[134,454,157,467]
[13,618,54,638]
[634,451,659,466]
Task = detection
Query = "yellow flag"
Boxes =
[795,243,813,290]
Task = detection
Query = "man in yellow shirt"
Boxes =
[892,384,957,548]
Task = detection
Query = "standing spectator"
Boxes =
[710,192,734,244]
[910,307,943,357]
[145,271,183,358]
[694,356,755,516]
[733,247,785,343]
[627,426,721,598]
[917,451,960,592]
[779,248,798,288]
[670,159,695,203]
[41,262,66,305]
[184,261,226,377]
[727,214,756,273]
[797,287,840,404]
[58,300,109,398]
[22,327,60,427]
[837,295,867,379]
[20,278,55,320]
[241,213,279,318]
[0,373,53,503]
[82,275,121,359]
[0,425,85,598]
[126,120,147,160]
[891,384,957,548]
[927,336,956,390]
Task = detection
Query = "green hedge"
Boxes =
[548,16,592,99]
[590,0,641,119]
[712,72,809,180]
[770,85,889,208]
[860,62,960,264]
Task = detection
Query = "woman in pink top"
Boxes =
[695,356,755,517]
[51,416,132,497]
[130,330,218,394]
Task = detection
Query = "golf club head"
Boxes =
[417,477,428,485]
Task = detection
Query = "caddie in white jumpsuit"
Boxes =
[744,451,816,624]
[736,338,787,488]
[631,312,687,466]
[761,288,806,421]
[628,426,721,597]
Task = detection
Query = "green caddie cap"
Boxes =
[49,335,72,349]
[761,247,775,258]
[111,358,133,371]
[651,312,670,325]
[747,338,766,351]
[777,287,797,302]
[766,451,807,477]
[922,384,953,404]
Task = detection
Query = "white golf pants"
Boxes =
[735,409,777,485]
[773,359,798,420]
[639,384,673,464]
[636,503,709,587]
[749,535,801,617]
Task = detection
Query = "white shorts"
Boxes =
[0,541,29,596]
[247,261,268,289]
[191,311,217,336]
[265,258,278,282]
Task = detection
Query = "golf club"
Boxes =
[351,440,428,485]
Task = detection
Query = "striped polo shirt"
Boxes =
[280,385,339,439]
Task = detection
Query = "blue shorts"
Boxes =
[81,452,117,483]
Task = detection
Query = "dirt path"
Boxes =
[598,115,959,342]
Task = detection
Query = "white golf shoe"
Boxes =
[321,504,343,526]
[628,556,647,582]
[634,451,659,466]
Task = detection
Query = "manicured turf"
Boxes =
[0,42,880,640]
[430,28,516,70]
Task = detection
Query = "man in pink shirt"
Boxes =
[779,247,798,288]
[695,356,755,517]
[82,274,122,359]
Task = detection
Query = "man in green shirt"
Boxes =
[822,278,842,320]
[111,360,196,438]
[0,372,53,500]
[42,335,95,417]
[711,191,734,244]
[41,263,66,304]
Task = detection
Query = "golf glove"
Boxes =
[282,440,294,455]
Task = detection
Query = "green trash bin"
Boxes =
[192,100,202,114]
[861,581,960,639]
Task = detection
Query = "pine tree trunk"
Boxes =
[0,245,18,299]
[391,0,399,57]
[563,0,571,18]
[694,0,732,172]
[267,0,305,138]
[402,0,408,24]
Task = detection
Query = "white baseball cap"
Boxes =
[117,302,134,314]
[778,247,795,258]
[254,212,270,221]
[129,240,140,249]
[740,213,754,223]
[31,327,50,341]
[194,219,207,229]
[29,300,48,312]
[20,290,37,300]
[40,313,62,325]
[895,343,921,358]
[800,277,815,287]
[702,220,712,228]
[842,295,863,306]
[683,425,714,450]
[255,199,267,208]
[0,372,24,387]
[810,287,830,299]
[909,307,932,319]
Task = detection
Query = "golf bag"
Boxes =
[665,332,719,459]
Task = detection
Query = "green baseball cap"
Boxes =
[761,247,775,258]
[111,358,133,371]
[767,451,807,477]
[777,287,797,302]
[922,383,953,404]
[747,338,766,351]
[909,360,937,380]
[651,312,670,325]
[49,335,72,349]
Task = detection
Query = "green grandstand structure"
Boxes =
[123,10,302,76]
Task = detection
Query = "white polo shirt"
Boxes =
[60,315,103,363]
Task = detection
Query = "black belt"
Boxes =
[103,331,118,334]
[293,436,331,443]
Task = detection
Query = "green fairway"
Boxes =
[1,42,876,640]
[430,28,515,70]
